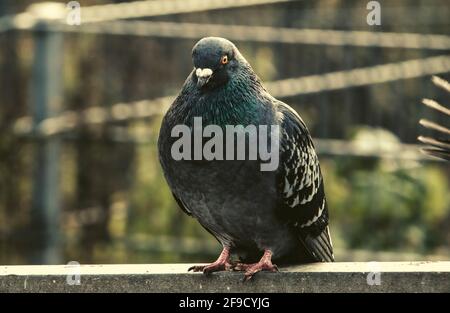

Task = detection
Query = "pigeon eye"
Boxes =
[220,55,228,65]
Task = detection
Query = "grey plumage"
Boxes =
[158,37,334,268]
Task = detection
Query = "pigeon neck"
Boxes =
[187,68,265,127]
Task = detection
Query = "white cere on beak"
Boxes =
[195,68,213,78]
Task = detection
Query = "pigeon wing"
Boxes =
[276,102,334,262]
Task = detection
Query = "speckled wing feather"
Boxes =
[276,102,334,262]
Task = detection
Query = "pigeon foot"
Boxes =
[241,250,278,282]
[188,247,232,274]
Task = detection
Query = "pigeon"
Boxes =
[158,37,334,281]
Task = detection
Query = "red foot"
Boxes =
[188,261,233,274]
[239,250,278,282]
[188,247,232,274]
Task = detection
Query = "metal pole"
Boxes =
[29,14,64,264]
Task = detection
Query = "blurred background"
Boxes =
[0,0,449,265]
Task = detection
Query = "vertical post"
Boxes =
[29,6,64,264]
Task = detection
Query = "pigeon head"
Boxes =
[192,37,247,90]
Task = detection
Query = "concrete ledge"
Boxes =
[1,262,449,293]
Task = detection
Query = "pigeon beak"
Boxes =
[195,68,213,88]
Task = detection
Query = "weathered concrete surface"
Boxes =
[0,262,449,293]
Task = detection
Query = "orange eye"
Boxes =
[220,55,228,65]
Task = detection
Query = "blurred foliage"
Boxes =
[322,128,450,254]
